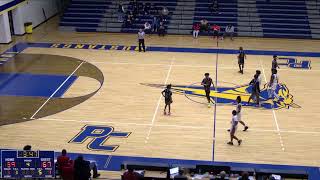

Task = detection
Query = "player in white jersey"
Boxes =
[268,69,280,100]
[228,96,248,132]
[235,96,249,131]
[227,110,242,146]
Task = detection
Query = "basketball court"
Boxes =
[1,35,320,176]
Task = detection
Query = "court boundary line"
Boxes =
[30,61,85,119]
[145,58,174,143]
[212,39,219,161]
[38,117,320,135]
[260,59,285,151]
[89,62,320,72]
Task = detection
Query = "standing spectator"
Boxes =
[158,22,166,36]
[152,16,159,33]
[144,3,151,15]
[144,22,152,34]
[192,23,200,38]
[138,29,146,52]
[223,24,235,40]
[211,24,221,39]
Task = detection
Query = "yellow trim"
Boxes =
[0,1,28,16]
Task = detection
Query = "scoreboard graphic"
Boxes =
[1,150,55,178]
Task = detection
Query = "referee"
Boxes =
[138,29,145,52]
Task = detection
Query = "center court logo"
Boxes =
[69,125,131,152]
[142,83,301,110]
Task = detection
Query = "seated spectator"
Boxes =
[152,16,159,33]
[173,170,188,180]
[212,170,227,180]
[192,23,200,38]
[143,3,151,15]
[223,24,235,40]
[211,24,221,39]
[200,19,209,32]
[123,167,140,180]
[74,155,100,180]
[23,145,32,150]
[238,171,250,180]
[209,0,220,14]
[57,150,74,180]
[158,22,166,36]
[144,22,152,34]
[160,7,169,21]
[118,3,125,22]
[125,11,134,27]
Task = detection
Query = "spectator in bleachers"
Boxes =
[200,19,209,32]
[144,22,152,34]
[152,16,159,33]
[158,22,166,36]
[209,0,220,14]
[74,155,100,180]
[125,11,134,27]
[160,7,169,21]
[118,3,125,22]
[223,24,235,40]
[143,3,151,15]
[123,166,140,180]
[211,24,221,39]
[173,169,188,180]
[193,23,200,38]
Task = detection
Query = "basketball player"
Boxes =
[227,110,242,146]
[256,70,262,87]
[228,96,248,132]
[162,84,173,115]
[272,55,280,71]
[248,74,260,106]
[238,47,246,74]
[235,96,249,131]
[201,73,215,107]
[268,69,280,100]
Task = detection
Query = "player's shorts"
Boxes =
[238,58,244,64]
[205,89,211,97]
[237,113,241,121]
[230,125,238,134]
[165,98,173,105]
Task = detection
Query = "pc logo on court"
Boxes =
[69,125,131,152]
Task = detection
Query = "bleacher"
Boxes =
[59,0,320,39]
[60,0,111,32]
[256,0,312,39]
[193,0,238,35]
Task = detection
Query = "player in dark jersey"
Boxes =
[248,74,260,106]
[238,47,246,74]
[271,55,280,71]
[162,84,173,115]
[201,73,215,107]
